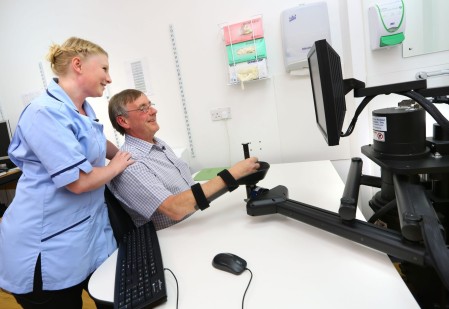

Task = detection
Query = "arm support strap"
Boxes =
[217,169,239,192]
[191,183,210,210]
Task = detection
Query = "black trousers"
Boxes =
[13,254,113,309]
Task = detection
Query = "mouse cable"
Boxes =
[242,268,253,309]
[164,268,179,309]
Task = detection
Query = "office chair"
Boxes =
[104,186,136,244]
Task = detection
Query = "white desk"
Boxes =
[89,161,419,308]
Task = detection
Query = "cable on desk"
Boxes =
[242,268,253,309]
[164,268,179,309]
[163,266,251,308]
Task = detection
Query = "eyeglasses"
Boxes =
[121,102,154,115]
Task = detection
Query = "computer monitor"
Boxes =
[0,120,13,168]
[307,39,346,146]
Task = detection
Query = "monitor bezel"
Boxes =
[307,39,346,146]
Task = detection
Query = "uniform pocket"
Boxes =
[41,216,90,242]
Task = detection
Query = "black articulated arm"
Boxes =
[338,157,363,221]
[246,176,449,290]
[394,174,449,289]
[246,185,428,267]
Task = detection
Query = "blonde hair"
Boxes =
[46,37,108,76]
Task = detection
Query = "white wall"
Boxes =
[0,0,351,173]
[1,0,448,187]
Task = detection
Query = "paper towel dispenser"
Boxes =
[281,2,331,74]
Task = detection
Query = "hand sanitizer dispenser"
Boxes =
[369,0,406,50]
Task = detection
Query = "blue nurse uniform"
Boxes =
[0,78,116,293]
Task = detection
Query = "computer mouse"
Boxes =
[212,253,247,275]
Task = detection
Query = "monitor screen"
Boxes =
[0,120,12,162]
[307,39,346,146]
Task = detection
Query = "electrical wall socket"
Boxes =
[210,107,231,121]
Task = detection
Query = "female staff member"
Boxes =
[0,37,133,308]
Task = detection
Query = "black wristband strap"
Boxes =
[191,183,210,210]
[217,169,239,192]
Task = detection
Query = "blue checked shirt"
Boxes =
[109,135,195,230]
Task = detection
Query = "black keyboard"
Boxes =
[114,221,167,309]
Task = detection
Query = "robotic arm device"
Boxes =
[238,40,449,295]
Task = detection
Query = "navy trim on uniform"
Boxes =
[50,159,87,178]
[46,89,62,102]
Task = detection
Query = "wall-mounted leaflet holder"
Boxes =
[280,2,331,76]
[220,15,269,89]
[369,0,406,50]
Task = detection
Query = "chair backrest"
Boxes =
[104,186,136,244]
